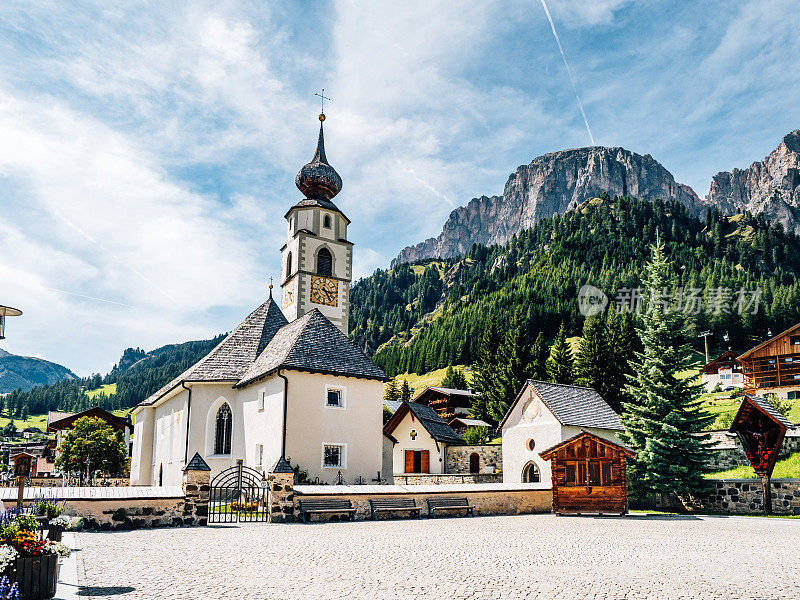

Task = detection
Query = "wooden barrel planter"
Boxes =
[46,526,62,543]
[11,555,58,600]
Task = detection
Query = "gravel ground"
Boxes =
[76,513,800,599]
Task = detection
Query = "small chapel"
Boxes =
[130,110,387,486]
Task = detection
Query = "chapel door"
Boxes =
[420,450,429,473]
[405,450,414,473]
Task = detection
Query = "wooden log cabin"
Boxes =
[412,387,476,421]
[738,322,800,400]
[539,430,635,515]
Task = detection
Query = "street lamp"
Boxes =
[0,305,22,340]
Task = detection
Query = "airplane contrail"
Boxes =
[46,287,135,308]
[539,0,596,146]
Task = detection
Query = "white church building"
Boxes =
[130,112,387,486]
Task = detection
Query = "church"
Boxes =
[129,111,387,486]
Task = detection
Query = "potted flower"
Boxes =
[32,504,64,537]
[0,513,70,600]
[44,518,69,544]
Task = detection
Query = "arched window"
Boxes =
[286,251,293,277]
[214,403,232,455]
[522,461,540,483]
[323,214,332,229]
[469,452,480,473]
[317,247,332,276]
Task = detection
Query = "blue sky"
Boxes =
[0,0,798,375]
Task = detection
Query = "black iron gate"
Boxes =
[208,461,269,523]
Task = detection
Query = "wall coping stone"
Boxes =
[296,483,547,495]
[0,486,183,501]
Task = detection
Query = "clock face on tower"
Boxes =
[282,277,296,308]
[310,276,339,307]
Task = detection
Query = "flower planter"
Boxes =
[46,526,62,543]
[11,555,58,600]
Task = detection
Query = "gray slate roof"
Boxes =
[139,298,288,406]
[139,302,385,407]
[184,452,210,472]
[743,394,795,429]
[501,380,622,431]
[406,402,464,445]
[236,309,386,386]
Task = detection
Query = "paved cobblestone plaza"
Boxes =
[76,514,800,599]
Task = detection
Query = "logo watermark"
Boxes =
[577,286,761,317]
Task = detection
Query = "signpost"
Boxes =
[13,453,33,510]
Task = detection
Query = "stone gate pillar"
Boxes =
[183,452,211,526]
[267,457,295,523]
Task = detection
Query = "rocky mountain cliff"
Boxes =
[392,130,800,266]
[0,347,77,393]
[706,130,800,233]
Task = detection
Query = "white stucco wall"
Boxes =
[501,383,624,487]
[390,411,446,474]
[283,371,383,484]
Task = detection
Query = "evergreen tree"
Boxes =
[21,405,29,421]
[440,365,468,390]
[575,314,609,396]
[530,332,548,380]
[620,234,714,501]
[470,316,503,423]
[603,311,637,413]
[383,379,401,402]
[546,323,574,384]
[492,309,532,422]
[400,380,412,402]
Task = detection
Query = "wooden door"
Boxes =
[469,452,480,473]
[404,450,414,473]
[420,450,430,473]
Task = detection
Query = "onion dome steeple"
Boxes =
[295,113,342,201]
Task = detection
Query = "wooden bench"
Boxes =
[426,497,475,518]
[297,499,356,523]
[369,498,422,520]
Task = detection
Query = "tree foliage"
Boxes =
[546,323,574,384]
[620,235,714,501]
[55,417,128,476]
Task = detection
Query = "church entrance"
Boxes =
[208,462,269,524]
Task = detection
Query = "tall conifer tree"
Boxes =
[493,309,532,422]
[471,316,502,423]
[546,323,574,384]
[620,234,713,501]
[575,314,609,396]
[530,332,548,380]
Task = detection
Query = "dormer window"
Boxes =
[323,214,332,229]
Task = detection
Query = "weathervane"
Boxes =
[314,88,331,121]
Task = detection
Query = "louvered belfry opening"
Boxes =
[317,247,333,276]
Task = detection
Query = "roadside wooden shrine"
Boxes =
[729,394,794,514]
[539,430,635,515]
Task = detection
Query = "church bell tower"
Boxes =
[280,109,352,335]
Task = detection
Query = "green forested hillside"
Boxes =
[351,195,800,377]
[2,336,223,417]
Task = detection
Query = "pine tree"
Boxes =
[575,314,608,395]
[470,316,502,423]
[441,365,468,390]
[383,379,401,402]
[603,311,637,413]
[492,309,532,422]
[530,332,548,380]
[546,323,574,384]
[620,234,713,501]
[400,380,412,402]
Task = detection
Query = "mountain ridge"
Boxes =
[392,130,800,266]
[0,349,77,393]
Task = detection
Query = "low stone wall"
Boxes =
[445,445,502,474]
[67,498,187,530]
[706,432,800,471]
[690,479,800,515]
[393,473,502,485]
[294,483,551,521]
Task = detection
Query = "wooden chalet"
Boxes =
[539,430,635,515]
[412,387,476,420]
[700,350,743,391]
[737,322,800,398]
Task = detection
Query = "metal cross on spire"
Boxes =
[315,88,331,115]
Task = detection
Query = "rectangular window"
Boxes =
[326,388,344,408]
[588,462,601,485]
[565,463,576,484]
[789,391,798,400]
[602,462,612,485]
[577,462,587,484]
[323,444,345,468]
[256,444,263,466]
[258,391,265,412]
[791,336,800,346]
